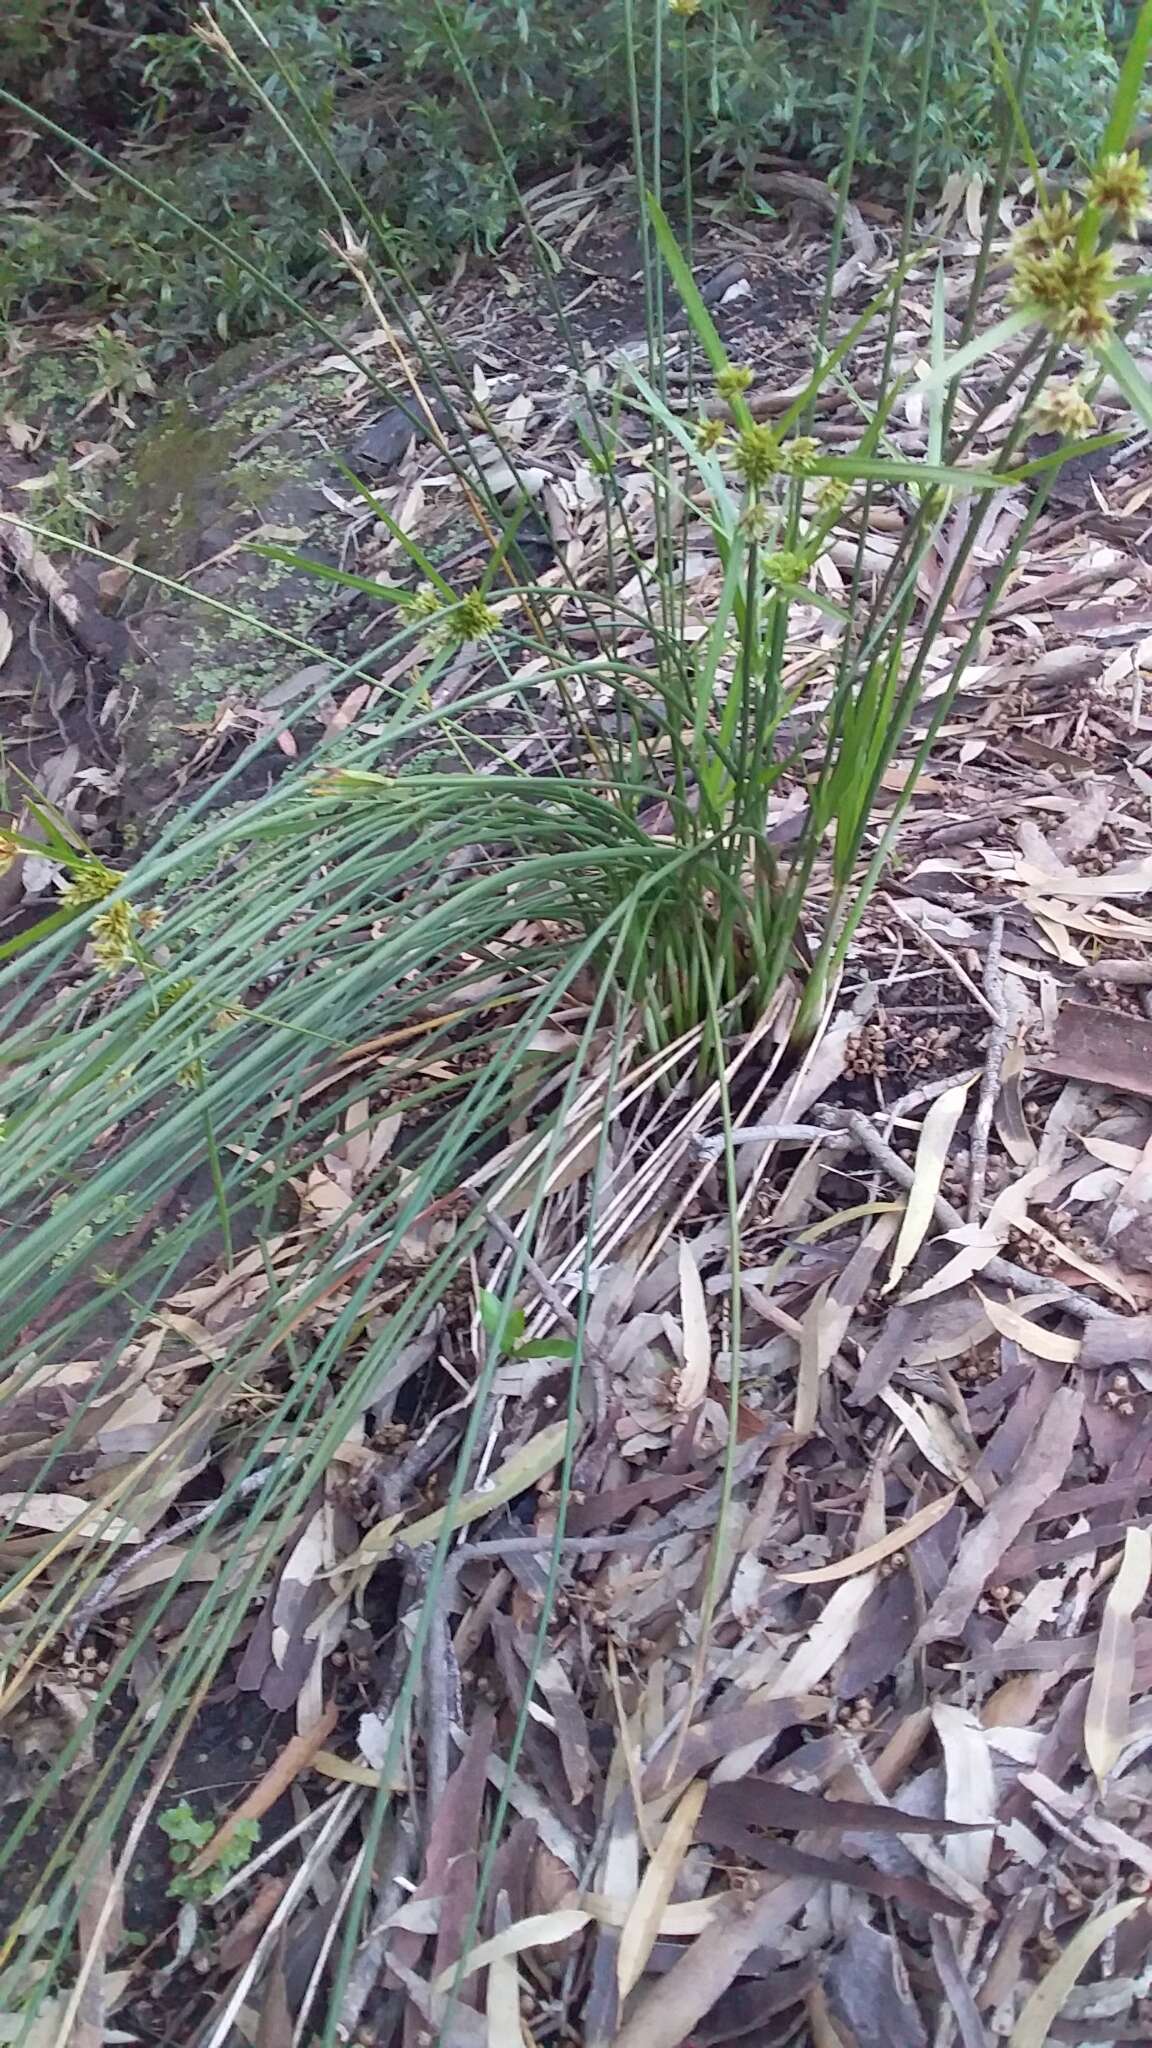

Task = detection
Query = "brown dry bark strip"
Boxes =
[641,1699,823,1800]
[1042,1001,1152,1101]
[186,1700,339,1877]
[998,1520,1152,1582]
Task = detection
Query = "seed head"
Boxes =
[776,435,820,478]
[764,549,811,589]
[817,477,851,515]
[734,423,780,489]
[715,362,754,409]
[739,500,775,542]
[449,589,500,644]
[1064,297,1116,346]
[62,859,123,910]
[1030,379,1097,438]
[1087,150,1151,233]
[1012,190,1080,260]
[406,582,444,622]
[668,0,701,15]
[1012,243,1116,340]
[155,977,196,1014]
[695,416,728,453]
[90,901,138,975]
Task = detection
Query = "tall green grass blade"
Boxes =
[1103,0,1152,155]
[1093,335,1152,431]
[919,312,1035,394]
[646,196,750,418]
[976,0,1045,188]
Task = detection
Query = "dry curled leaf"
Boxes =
[776,1488,958,1584]
[675,1240,711,1411]
[918,1386,1083,1646]
[1008,1897,1146,2048]
[886,1080,972,1293]
[617,1779,707,1997]
[975,1291,1081,1364]
[1084,1525,1152,1787]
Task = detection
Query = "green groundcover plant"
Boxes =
[1,0,1152,2039]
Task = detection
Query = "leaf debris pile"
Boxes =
[8,165,1152,2048]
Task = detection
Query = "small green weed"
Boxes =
[158,1800,261,1902]
[478,1287,578,1364]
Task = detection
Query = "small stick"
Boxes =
[883,896,1000,1023]
[455,1530,674,1564]
[967,912,1010,1222]
[703,1122,845,1151]
[841,1109,1113,1323]
[70,1466,276,1641]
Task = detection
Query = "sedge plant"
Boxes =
[0,0,1151,2039]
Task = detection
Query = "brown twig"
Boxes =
[839,1109,1114,1324]
[69,1466,277,1642]
[883,896,1000,1023]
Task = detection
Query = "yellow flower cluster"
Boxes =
[405,583,499,648]
[1010,153,1151,345]
[1088,151,1152,235]
[1030,380,1097,438]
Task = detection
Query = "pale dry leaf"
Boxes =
[825,1919,928,2048]
[1019,1218,1137,1307]
[795,1278,835,1439]
[1017,856,1152,898]
[675,1240,711,1411]
[486,1937,521,2048]
[1083,1136,1144,1171]
[881,1387,975,1492]
[0,610,12,671]
[933,1704,996,1890]
[617,1779,708,1998]
[776,1489,958,1585]
[918,1385,1083,1646]
[975,1291,1081,1363]
[1021,1769,1152,1880]
[1008,1898,1145,2048]
[347,1418,569,1573]
[611,1881,814,2048]
[433,1908,590,1992]
[0,1493,136,1544]
[1084,1525,1152,1787]
[886,1079,972,1293]
[795,1213,898,1435]
[900,1165,1049,1306]
[575,1892,719,1935]
[753,1571,877,1704]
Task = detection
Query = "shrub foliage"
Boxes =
[2,0,1136,355]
